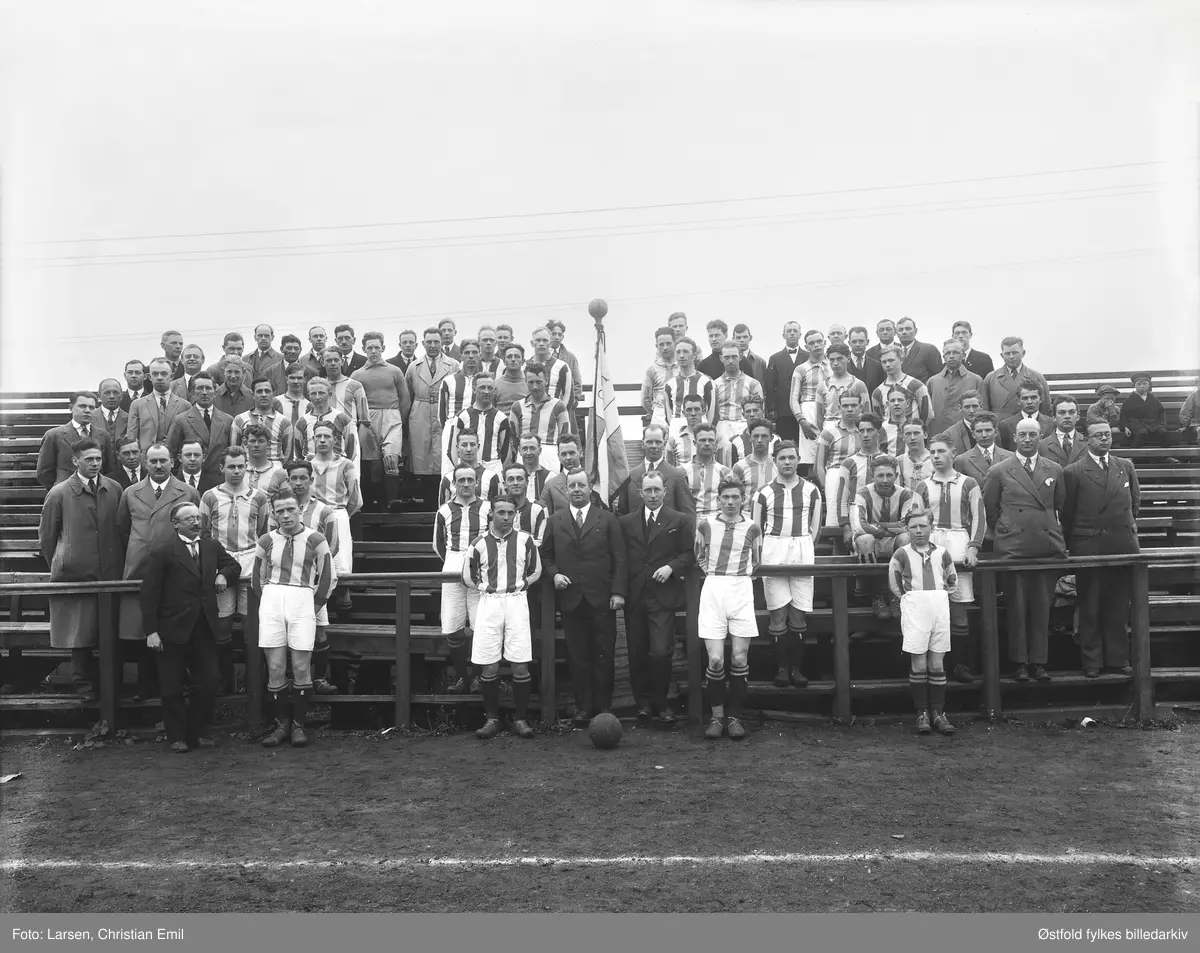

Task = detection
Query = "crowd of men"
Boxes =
[36,313,1190,748]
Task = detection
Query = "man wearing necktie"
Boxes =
[121,359,151,411]
[764,320,809,444]
[1061,420,1140,677]
[141,501,241,753]
[116,443,201,699]
[541,468,628,726]
[38,391,115,487]
[953,412,1012,555]
[983,417,1066,682]
[847,326,886,395]
[167,373,233,493]
[1039,395,1087,469]
[38,438,124,703]
[91,379,129,442]
[618,470,694,725]
[127,358,187,455]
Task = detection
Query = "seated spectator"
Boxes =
[1086,383,1122,437]
[1120,373,1170,447]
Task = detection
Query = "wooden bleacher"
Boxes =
[2,370,1198,729]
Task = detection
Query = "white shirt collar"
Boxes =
[1020,452,1039,468]
[573,503,591,521]
[644,506,662,523]
[71,420,87,434]
[178,534,197,547]
[1088,450,1108,466]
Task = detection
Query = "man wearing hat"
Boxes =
[1120,373,1169,447]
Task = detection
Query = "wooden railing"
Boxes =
[3,549,1196,732]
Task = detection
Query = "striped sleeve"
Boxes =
[531,504,547,547]
[849,488,869,537]
[837,460,857,527]
[747,523,762,572]
[433,507,448,558]
[889,547,908,594]
[524,534,542,583]
[963,476,985,548]
[199,489,216,539]
[941,547,958,588]
[254,532,273,589]
[311,533,335,603]
[694,518,711,570]
[467,539,484,588]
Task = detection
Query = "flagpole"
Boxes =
[586,298,608,487]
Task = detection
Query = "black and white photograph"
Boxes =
[1,1,1198,948]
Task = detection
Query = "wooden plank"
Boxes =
[539,576,556,725]
[98,591,117,732]
[980,569,1001,719]
[396,581,411,728]
[831,576,851,722]
[686,573,702,725]
[1131,563,1153,721]
[244,588,262,730]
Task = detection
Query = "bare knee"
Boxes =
[481,663,501,679]
[927,651,945,675]
[909,653,928,674]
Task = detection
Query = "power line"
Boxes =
[27,184,1165,269]
[23,159,1173,246]
[53,246,1156,345]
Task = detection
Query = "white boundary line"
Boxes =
[2,851,1197,872]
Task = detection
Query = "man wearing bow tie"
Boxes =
[764,320,809,443]
[619,470,694,725]
[982,417,1066,682]
[1061,420,1140,678]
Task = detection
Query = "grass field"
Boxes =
[2,718,1198,912]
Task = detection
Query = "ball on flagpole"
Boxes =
[588,298,608,321]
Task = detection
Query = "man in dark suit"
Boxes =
[161,330,185,380]
[936,391,982,455]
[951,320,994,378]
[847,326,886,395]
[1040,395,1088,469]
[121,360,152,411]
[764,321,808,442]
[998,380,1055,450]
[170,344,207,400]
[1061,420,1140,676]
[981,336,1051,418]
[865,318,898,363]
[92,379,129,441]
[107,436,146,490]
[37,391,115,488]
[387,329,420,375]
[982,417,1066,681]
[141,501,241,752]
[619,471,694,724]
[541,468,628,724]
[894,317,943,383]
[615,424,694,517]
[539,433,603,516]
[953,412,1011,549]
[166,373,234,491]
[334,324,368,376]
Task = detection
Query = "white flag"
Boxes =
[586,325,629,506]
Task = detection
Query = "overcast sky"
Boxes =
[2,0,1198,393]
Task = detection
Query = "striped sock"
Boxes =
[928,671,947,714]
[909,671,928,713]
[727,662,749,717]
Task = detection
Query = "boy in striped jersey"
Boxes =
[837,414,886,607]
[309,421,361,612]
[872,347,932,426]
[815,391,864,528]
[789,329,831,473]
[200,446,271,692]
[232,378,294,463]
[274,363,311,429]
[685,423,734,519]
[850,455,919,619]
[463,494,542,739]
[754,441,822,688]
[503,464,548,546]
[281,460,343,696]
[255,488,336,748]
[710,342,764,445]
[882,388,908,458]
[920,437,984,684]
[435,465,492,694]
[518,432,553,502]
[439,430,502,506]
[510,363,571,473]
[815,344,870,425]
[437,338,480,425]
[696,475,762,741]
[726,395,776,467]
[732,418,777,514]
[666,394,731,468]
[241,423,288,496]
[641,327,678,429]
[663,336,713,440]
[529,327,573,405]
[898,420,934,492]
[296,378,358,461]
[888,507,958,735]
[452,374,514,479]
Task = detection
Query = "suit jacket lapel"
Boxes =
[1105,458,1125,500]
[176,535,201,578]
[1011,456,1039,497]
[1084,456,1107,491]
[580,506,600,539]
[646,508,665,545]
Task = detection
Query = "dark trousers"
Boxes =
[1129,422,1168,447]
[120,639,158,697]
[1005,570,1058,665]
[1076,566,1132,669]
[624,595,676,711]
[70,648,94,693]
[157,617,219,743]
[773,414,799,443]
[562,596,617,716]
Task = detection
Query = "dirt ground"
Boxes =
[2,718,1198,912]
